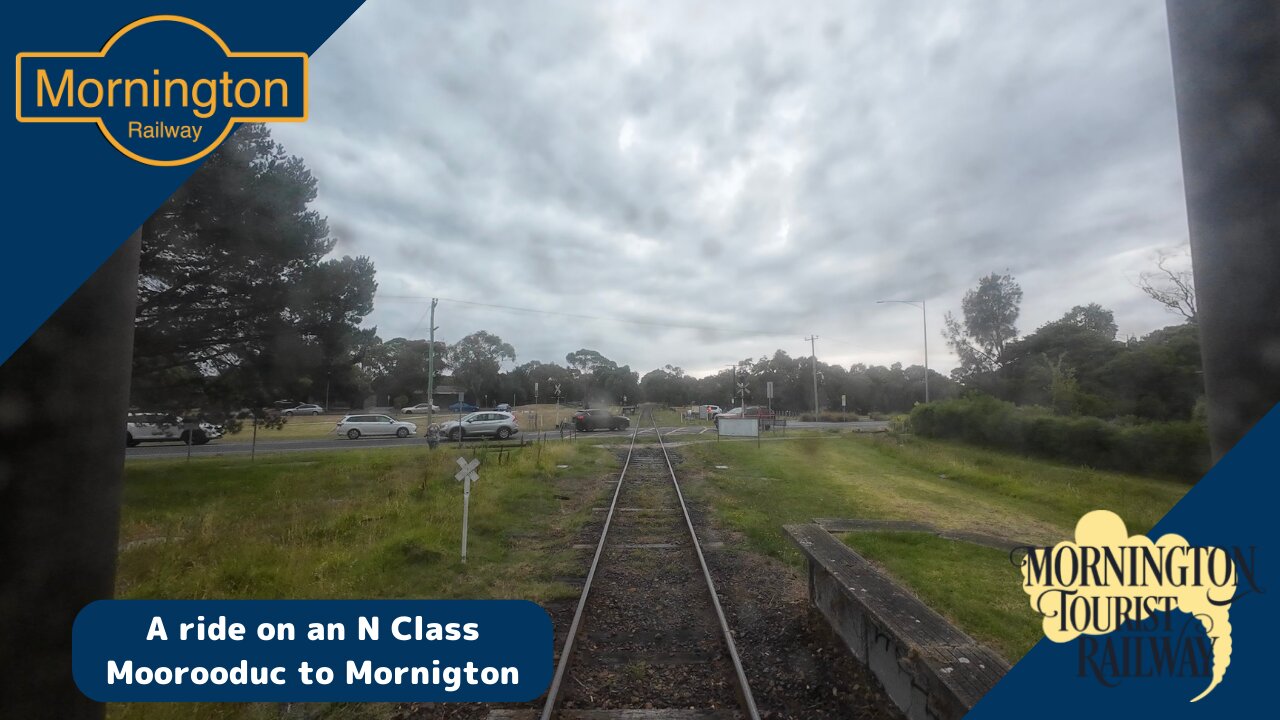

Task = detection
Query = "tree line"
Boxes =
[941,268,1203,423]
[131,127,1203,427]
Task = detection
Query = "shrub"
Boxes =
[909,396,1209,481]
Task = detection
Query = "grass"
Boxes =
[117,444,610,600]
[679,432,1189,662]
[841,532,1041,661]
[111,441,616,720]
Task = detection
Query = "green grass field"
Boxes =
[117,443,609,601]
[841,532,1041,661]
[678,432,1189,662]
[113,441,616,719]
[111,428,1189,716]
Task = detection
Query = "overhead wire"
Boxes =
[376,293,801,339]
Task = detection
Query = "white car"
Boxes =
[335,414,417,440]
[283,403,324,416]
[401,402,440,414]
[126,412,224,447]
[438,411,520,441]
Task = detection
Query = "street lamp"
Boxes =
[876,299,930,404]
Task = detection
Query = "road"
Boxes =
[124,421,890,459]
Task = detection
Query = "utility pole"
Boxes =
[426,298,438,432]
[724,363,737,408]
[805,335,820,415]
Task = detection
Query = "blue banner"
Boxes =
[72,600,553,702]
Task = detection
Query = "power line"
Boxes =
[376,294,798,338]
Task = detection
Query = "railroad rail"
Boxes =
[539,419,760,719]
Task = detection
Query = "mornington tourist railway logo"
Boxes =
[15,15,307,166]
[1017,510,1261,701]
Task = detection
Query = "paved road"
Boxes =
[124,421,889,459]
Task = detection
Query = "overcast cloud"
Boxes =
[273,0,1191,377]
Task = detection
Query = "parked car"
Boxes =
[715,405,776,430]
[283,403,324,416]
[448,401,479,413]
[573,408,631,432]
[438,411,520,441]
[495,403,512,411]
[335,414,417,440]
[703,404,725,420]
[126,412,224,447]
[401,402,440,414]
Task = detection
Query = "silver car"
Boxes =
[401,402,440,414]
[335,414,417,440]
[438,411,519,441]
[284,403,324,416]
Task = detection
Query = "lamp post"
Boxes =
[877,299,930,404]
[804,335,820,414]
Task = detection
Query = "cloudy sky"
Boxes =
[273,0,1192,378]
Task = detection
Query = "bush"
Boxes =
[909,396,1209,481]
[795,411,863,422]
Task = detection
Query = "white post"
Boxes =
[461,473,471,564]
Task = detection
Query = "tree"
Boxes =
[362,337,446,406]
[1096,323,1203,421]
[1137,252,1197,323]
[1056,303,1118,339]
[565,349,617,375]
[943,272,1023,378]
[450,331,515,403]
[999,304,1124,409]
[131,124,376,408]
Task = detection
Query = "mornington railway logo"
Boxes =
[1017,510,1261,702]
[15,15,307,166]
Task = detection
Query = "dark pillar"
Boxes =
[1167,1,1280,460]
[0,230,141,719]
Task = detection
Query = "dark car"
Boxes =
[448,401,479,413]
[715,405,776,430]
[572,408,631,432]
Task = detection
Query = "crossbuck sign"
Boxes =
[455,457,480,563]
[455,457,480,483]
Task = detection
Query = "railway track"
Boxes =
[539,421,760,719]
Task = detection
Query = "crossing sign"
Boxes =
[454,456,480,563]
[455,456,480,483]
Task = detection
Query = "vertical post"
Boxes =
[1167,0,1280,460]
[922,300,930,404]
[461,474,470,564]
[426,298,438,433]
[0,229,140,720]
[806,335,820,415]
[251,412,257,462]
